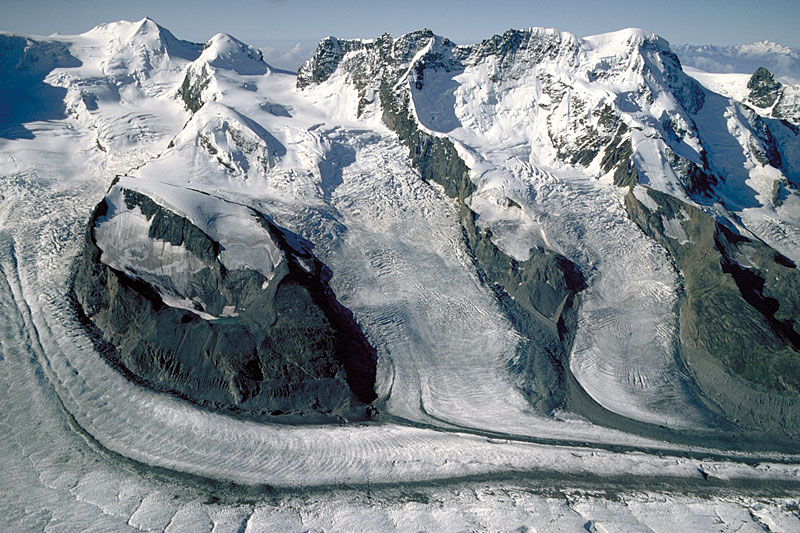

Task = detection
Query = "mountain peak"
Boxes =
[747,66,782,108]
[130,17,174,44]
[198,32,269,75]
[583,27,668,54]
[83,17,201,64]
[298,25,686,98]
[740,40,795,56]
[134,17,160,34]
[85,17,164,42]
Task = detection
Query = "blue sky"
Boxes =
[3,0,799,50]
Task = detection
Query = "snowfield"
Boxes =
[1,18,799,531]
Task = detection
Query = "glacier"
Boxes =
[1,17,799,531]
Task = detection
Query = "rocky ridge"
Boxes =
[745,67,800,126]
[299,27,800,436]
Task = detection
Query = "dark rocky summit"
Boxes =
[744,66,800,127]
[747,67,782,108]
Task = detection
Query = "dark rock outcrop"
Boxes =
[742,67,800,128]
[73,186,376,421]
[625,185,800,436]
[177,64,209,113]
[747,67,782,108]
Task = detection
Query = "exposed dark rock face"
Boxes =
[177,64,209,113]
[745,110,784,169]
[667,148,718,196]
[659,48,706,114]
[296,36,376,90]
[625,185,800,436]
[73,187,376,420]
[741,67,800,127]
[772,178,800,207]
[600,127,638,188]
[747,67,782,108]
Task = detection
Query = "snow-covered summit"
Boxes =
[198,32,269,75]
[164,101,285,180]
[80,17,202,79]
[739,40,795,56]
[176,31,272,116]
[583,27,664,49]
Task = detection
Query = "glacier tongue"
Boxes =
[462,153,706,427]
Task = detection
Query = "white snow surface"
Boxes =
[684,66,752,102]
[94,178,284,318]
[1,19,799,529]
[197,33,269,75]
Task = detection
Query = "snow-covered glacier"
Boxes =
[1,18,799,531]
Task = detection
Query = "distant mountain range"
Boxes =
[676,41,800,83]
